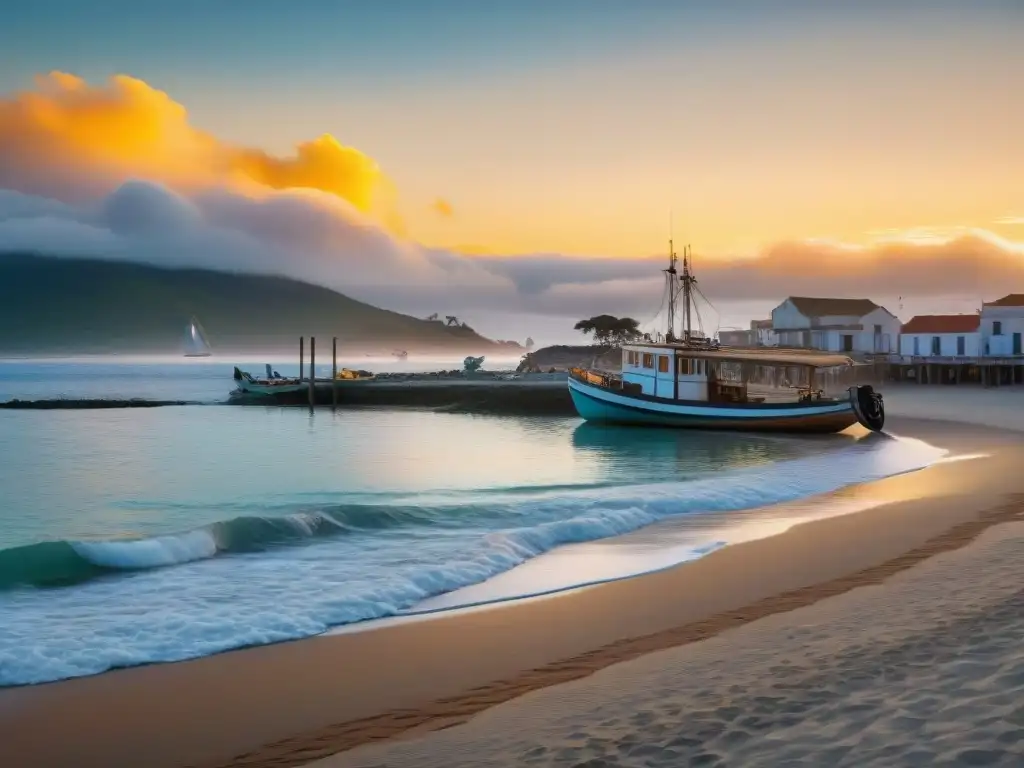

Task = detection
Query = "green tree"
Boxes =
[574,315,641,346]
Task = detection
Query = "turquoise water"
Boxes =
[0,360,946,686]
[0,356,498,403]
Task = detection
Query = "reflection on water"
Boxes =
[571,421,861,478]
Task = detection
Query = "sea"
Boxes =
[0,356,948,688]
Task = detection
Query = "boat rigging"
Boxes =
[565,237,885,434]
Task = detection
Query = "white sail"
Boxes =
[184,317,213,357]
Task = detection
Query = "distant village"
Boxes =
[717,294,1024,385]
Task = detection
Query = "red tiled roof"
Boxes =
[983,294,1024,307]
[900,315,980,334]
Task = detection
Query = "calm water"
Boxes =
[0,360,946,686]
[0,356,521,403]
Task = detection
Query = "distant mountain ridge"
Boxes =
[0,253,522,355]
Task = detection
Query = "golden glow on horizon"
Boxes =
[2,64,1022,261]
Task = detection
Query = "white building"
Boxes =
[899,315,981,358]
[980,294,1024,357]
[751,319,777,346]
[718,328,754,346]
[718,320,776,348]
[770,297,900,354]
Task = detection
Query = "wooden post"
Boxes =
[309,336,316,409]
[332,336,338,409]
[299,336,305,381]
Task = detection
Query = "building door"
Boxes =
[1014,333,1022,355]
[957,336,965,356]
[931,336,941,356]
[841,334,854,352]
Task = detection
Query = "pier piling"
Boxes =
[309,337,316,409]
[332,337,338,409]
[299,336,304,381]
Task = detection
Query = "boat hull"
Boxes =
[231,367,376,399]
[568,377,862,434]
[233,381,310,396]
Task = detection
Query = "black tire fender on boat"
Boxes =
[849,384,885,432]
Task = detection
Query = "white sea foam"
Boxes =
[0,435,946,686]
[72,529,219,569]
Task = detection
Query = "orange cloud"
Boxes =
[0,72,389,216]
[431,197,454,217]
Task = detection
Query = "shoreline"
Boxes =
[319,501,1024,768]
[3,415,1023,768]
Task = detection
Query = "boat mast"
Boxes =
[664,239,678,342]
[682,245,693,343]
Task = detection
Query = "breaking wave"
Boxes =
[0,433,946,686]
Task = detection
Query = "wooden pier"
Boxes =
[229,336,576,415]
[883,356,1024,387]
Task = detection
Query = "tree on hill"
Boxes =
[573,315,641,346]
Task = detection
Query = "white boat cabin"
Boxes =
[622,344,713,400]
[616,342,855,404]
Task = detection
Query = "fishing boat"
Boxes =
[567,242,884,434]
[232,364,374,397]
[183,317,213,358]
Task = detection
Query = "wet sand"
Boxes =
[2,392,1024,768]
[326,516,1024,768]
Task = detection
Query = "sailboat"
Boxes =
[183,317,213,358]
[567,241,885,434]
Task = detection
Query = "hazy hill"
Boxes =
[0,253,522,356]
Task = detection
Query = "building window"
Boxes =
[658,355,669,373]
[913,337,919,356]
[874,324,882,335]
[642,353,654,369]
[993,321,1003,335]
[957,336,965,356]
[931,336,941,355]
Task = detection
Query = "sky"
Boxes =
[1,1,1023,342]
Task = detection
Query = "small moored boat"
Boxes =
[568,242,884,434]
[232,364,374,397]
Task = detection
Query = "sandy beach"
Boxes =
[326,515,1024,768]
[3,388,1024,768]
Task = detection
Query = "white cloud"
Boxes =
[2,183,1024,326]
